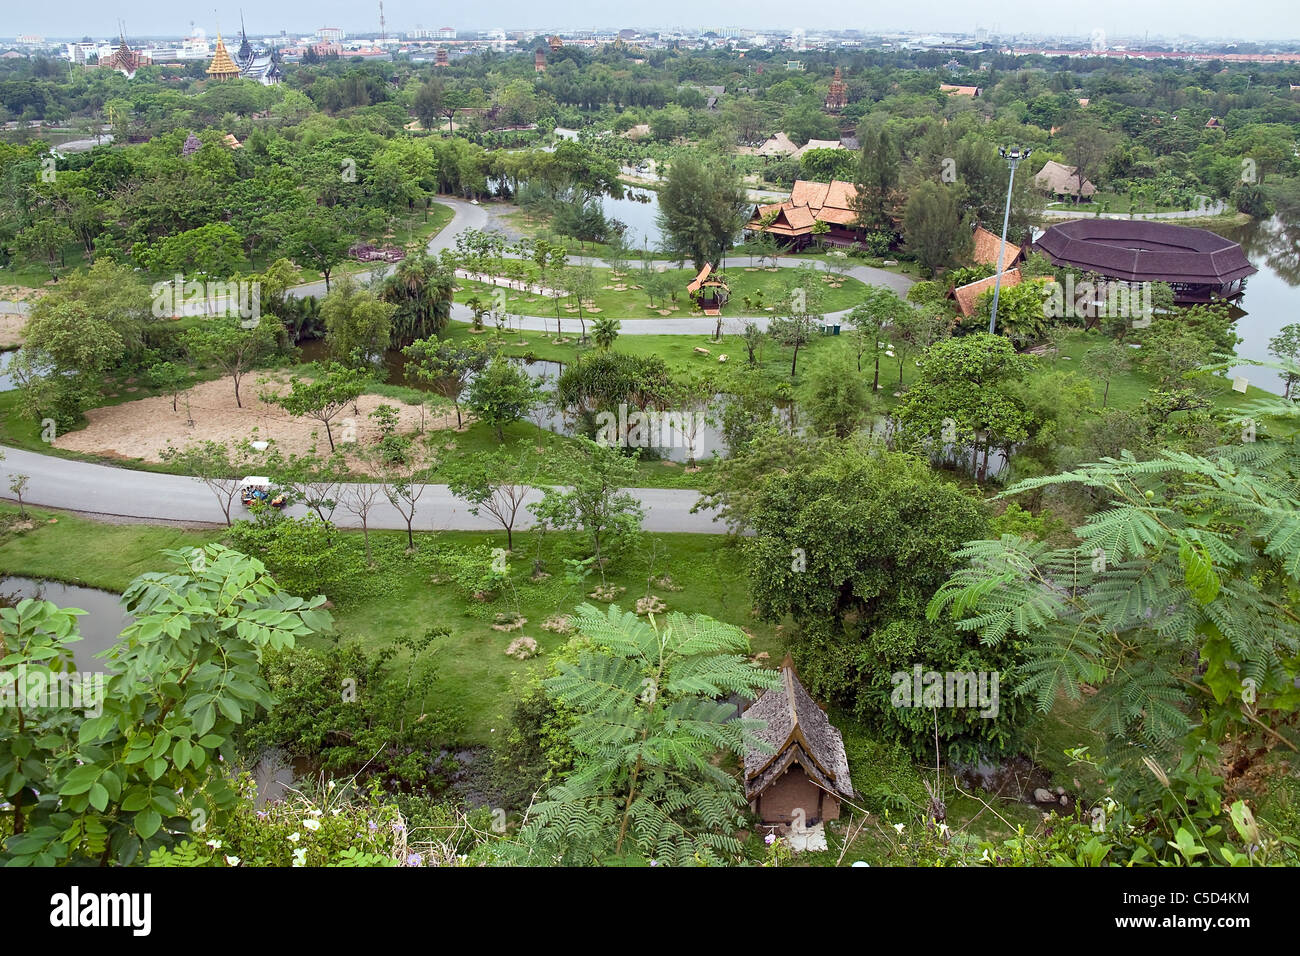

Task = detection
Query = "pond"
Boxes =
[296,345,734,463]
[0,577,132,671]
[600,188,663,251]
[1216,215,1300,396]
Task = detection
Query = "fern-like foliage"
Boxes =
[929,444,1300,781]
[495,604,780,866]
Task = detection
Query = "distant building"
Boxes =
[316,27,345,43]
[1035,220,1256,304]
[434,48,448,67]
[438,26,456,40]
[234,23,281,85]
[971,224,1023,270]
[939,83,980,96]
[205,33,241,80]
[785,59,804,71]
[101,34,152,78]
[548,35,563,52]
[534,48,546,72]
[825,66,848,111]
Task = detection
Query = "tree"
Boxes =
[184,318,279,409]
[148,360,196,416]
[262,362,370,452]
[739,321,765,365]
[379,438,434,551]
[338,480,385,565]
[466,355,544,441]
[8,473,29,518]
[1060,116,1120,205]
[16,301,123,428]
[380,252,456,347]
[592,316,621,351]
[531,437,645,580]
[768,313,817,378]
[804,354,876,438]
[929,444,1300,795]
[321,276,396,370]
[501,604,778,866]
[402,338,488,429]
[849,287,911,391]
[283,205,355,291]
[902,181,971,277]
[1081,339,1132,408]
[16,217,73,280]
[1268,323,1300,399]
[851,125,900,233]
[656,155,749,271]
[442,443,539,550]
[896,333,1036,482]
[744,441,1012,759]
[0,545,330,865]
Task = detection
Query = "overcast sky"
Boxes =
[8,0,1300,43]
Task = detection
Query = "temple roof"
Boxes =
[748,179,859,236]
[953,267,1022,316]
[742,655,853,801]
[206,34,241,78]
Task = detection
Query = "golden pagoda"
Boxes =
[206,32,241,80]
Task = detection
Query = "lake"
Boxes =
[600,188,663,251]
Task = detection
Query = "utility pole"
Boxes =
[379,0,387,41]
[989,145,1032,336]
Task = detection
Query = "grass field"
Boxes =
[454,263,869,319]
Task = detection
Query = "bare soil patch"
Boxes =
[53,374,460,474]
[0,313,27,348]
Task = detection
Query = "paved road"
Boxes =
[0,446,725,533]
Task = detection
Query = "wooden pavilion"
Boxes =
[687,264,730,315]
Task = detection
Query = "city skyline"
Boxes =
[6,0,1300,44]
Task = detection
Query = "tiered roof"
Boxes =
[742,655,854,803]
[206,34,240,80]
[748,179,859,238]
[954,267,1022,316]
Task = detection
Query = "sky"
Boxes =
[7,0,1300,43]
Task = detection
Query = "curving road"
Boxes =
[0,194,905,532]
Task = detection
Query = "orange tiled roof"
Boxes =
[972,225,1022,269]
[953,268,1021,316]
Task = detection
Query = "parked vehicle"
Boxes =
[240,476,286,509]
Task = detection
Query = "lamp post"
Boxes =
[988,146,1032,336]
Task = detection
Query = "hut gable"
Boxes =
[1033,159,1096,198]
[743,656,853,823]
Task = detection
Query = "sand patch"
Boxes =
[53,374,458,474]
[0,313,27,348]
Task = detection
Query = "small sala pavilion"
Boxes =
[686,263,730,315]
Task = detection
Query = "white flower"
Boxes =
[307,808,323,818]
[224,855,241,866]
[291,847,307,867]
[938,823,950,837]
[206,839,222,850]
[893,823,905,834]
[287,831,300,843]
[302,818,321,832]
[327,781,336,790]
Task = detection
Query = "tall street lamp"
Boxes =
[989,146,1032,335]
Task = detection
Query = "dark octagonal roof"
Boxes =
[1034,219,1257,285]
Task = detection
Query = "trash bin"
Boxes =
[832,324,841,335]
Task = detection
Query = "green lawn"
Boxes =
[455,263,869,320]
